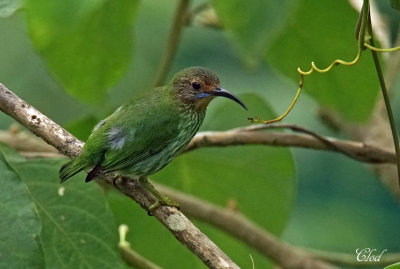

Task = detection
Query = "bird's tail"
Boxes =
[59,158,85,183]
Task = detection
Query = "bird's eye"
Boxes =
[191,82,201,90]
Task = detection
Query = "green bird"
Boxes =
[59,67,247,211]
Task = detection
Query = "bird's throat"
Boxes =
[194,96,214,112]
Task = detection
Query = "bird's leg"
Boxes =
[138,177,180,214]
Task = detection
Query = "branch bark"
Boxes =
[1,123,395,165]
[156,184,336,269]
[186,129,396,164]
[0,83,239,269]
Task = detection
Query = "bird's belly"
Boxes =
[118,137,190,178]
[117,113,203,179]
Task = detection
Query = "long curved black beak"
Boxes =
[210,88,247,110]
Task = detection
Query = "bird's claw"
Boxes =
[112,174,120,187]
[147,198,180,216]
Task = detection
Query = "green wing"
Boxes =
[98,101,182,173]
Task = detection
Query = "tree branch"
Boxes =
[155,184,336,269]
[185,128,396,164]
[0,121,395,165]
[0,83,239,269]
[157,183,399,269]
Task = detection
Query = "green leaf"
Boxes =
[385,262,400,269]
[0,0,21,17]
[212,0,294,65]
[107,94,295,268]
[25,0,139,103]
[0,146,44,269]
[0,145,125,268]
[390,0,400,10]
[266,0,380,122]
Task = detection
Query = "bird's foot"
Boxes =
[139,177,180,215]
[112,174,121,187]
[147,197,180,216]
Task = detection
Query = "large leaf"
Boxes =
[107,94,296,268]
[0,0,21,17]
[0,145,125,269]
[25,0,139,103]
[212,0,294,64]
[0,146,44,269]
[266,0,380,122]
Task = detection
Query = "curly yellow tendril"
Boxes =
[248,0,400,129]
[249,50,362,125]
[364,43,400,52]
[248,75,303,125]
[298,49,361,76]
[249,42,367,125]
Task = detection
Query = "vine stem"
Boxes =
[366,9,400,188]
[364,43,400,52]
[154,0,190,86]
[358,0,370,50]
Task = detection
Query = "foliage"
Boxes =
[0,145,125,268]
[1,0,400,268]
[25,0,139,104]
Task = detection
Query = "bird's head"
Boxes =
[170,67,247,112]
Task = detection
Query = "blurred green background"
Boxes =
[1,0,400,268]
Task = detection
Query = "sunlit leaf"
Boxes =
[266,0,379,121]
[25,0,139,103]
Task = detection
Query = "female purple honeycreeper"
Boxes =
[59,67,247,211]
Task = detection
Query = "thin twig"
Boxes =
[251,124,368,162]
[358,0,370,50]
[154,0,190,86]
[185,127,396,164]
[0,83,239,269]
[367,8,400,188]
